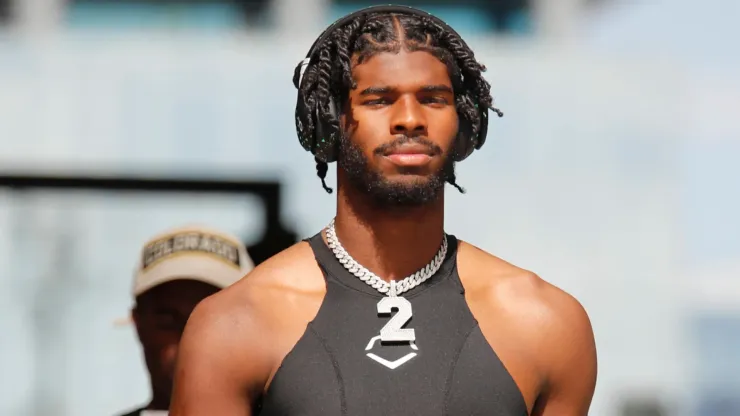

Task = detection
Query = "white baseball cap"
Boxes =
[132,225,254,297]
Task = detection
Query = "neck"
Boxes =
[333,180,446,283]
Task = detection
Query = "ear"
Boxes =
[341,98,358,136]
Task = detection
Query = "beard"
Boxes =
[337,134,455,208]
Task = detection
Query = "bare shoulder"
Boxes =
[190,240,322,334]
[175,241,325,401]
[457,241,596,379]
[458,240,592,335]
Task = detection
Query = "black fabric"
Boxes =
[258,233,527,415]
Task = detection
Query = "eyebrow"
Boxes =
[420,85,454,93]
[359,86,392,96]
[359,84,453,95]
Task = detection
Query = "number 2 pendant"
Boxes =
[377,296,416,342]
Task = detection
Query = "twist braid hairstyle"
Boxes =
[294,12,501,193]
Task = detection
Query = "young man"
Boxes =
[118,226,254,416]
[170,5,597,415]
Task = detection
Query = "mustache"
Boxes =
[373,135,443,156]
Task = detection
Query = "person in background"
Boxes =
[118,226,254,416]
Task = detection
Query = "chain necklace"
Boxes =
[325,218,447,345]
[325,218,448,296]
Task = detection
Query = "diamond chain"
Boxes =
[325,219,448,296]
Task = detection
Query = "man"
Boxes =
[118,226,254,416]
[171,5,597,415]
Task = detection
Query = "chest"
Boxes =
[258,281,528,416]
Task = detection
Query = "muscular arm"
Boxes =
[169,290,270,416]
[532,289,597,416]
[169,243,324,416]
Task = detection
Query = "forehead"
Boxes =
[351,50,451,89]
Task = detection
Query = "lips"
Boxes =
[383,143,436,167]
[383,143,435,157]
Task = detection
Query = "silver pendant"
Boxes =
[377,284,416,342]
[366,281,419,369]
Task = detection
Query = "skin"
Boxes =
[170,49,597,416]
[132,279,220,411]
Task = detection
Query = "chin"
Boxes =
[386,171,432,181]
[375,171,434,188]
[340,151,449,207]
[361,175,445,207]
[382,163,440,178]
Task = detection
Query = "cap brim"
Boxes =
[134,254,245,297]
[115,255,247,327]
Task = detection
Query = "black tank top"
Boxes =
[257,233,527,416]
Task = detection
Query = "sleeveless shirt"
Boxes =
[256,233,527,415]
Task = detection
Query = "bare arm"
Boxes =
[532,289,597,416]
[169,291,271,416]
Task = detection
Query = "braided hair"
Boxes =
[294,11,501,193]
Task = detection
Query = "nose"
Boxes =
[390,95,427,136]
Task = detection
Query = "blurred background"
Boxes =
[0,0,738,415]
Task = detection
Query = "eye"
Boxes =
[420,96,448,105]
[363,98,390,106]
